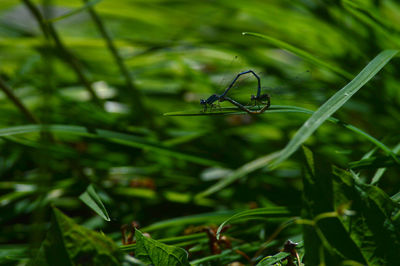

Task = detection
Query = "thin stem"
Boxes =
[22,0,102,107]
[0,78,40,124]
[83,0,146,114]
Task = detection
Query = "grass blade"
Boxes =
[243,32,353,79]
[269,50,398,168]
[216,207,292,239]
[79,184,110,221]
[0,124,221,166]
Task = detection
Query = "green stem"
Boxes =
[83,0,146,114]
[0,78,40,124]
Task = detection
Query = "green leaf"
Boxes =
[30,207,122,266]
[269,50,398,169]
[243,32,353,79]
[79,184,110,221]
[134,229,190,266]
[332,166,400,264]
[302,148,367,264]
[257,251,290,266]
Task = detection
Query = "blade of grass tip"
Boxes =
[243,32,353,80]
[44,0,104,23]
[269,50,398,169]
[371,142,400,185]
[79,184,110,221]
[215,206,292,239]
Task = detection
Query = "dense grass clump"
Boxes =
[1,0,400,265]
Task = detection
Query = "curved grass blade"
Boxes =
[269,50,398,169]
[0,125,220,166]
[197,104,398,197]
[45,0,104,23]
[243,32,353,79]
[79,184,110,221]
[216,207,292,239]
[142,210,236,232]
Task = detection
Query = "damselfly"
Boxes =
[200,70,270,113]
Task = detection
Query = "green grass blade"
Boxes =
[342,0,400,48]
[142,210,237,232]
[79,184,110,221]
[0,125,220,166]
[243,32,353,79]
[269,50,398,169]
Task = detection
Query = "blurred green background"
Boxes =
[1,0,400,264]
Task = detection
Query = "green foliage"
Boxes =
[1,0,400,265]
[30,207,122,266]
[135,229,190,266]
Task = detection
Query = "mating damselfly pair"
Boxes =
[200,70,270,114]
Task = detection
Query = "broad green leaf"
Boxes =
[269,50,398,169]
[134,229,190,266]
[257,251,290,266]
[79,184,110,221]
[0,124,220,166]
[243,32,353,79]
[30,207,122,266]
[332,166,400,264]
[216,206,293,239]
[302,148,367,264]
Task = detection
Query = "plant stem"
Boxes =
[0,77,40,124]
[83,0,146,114]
